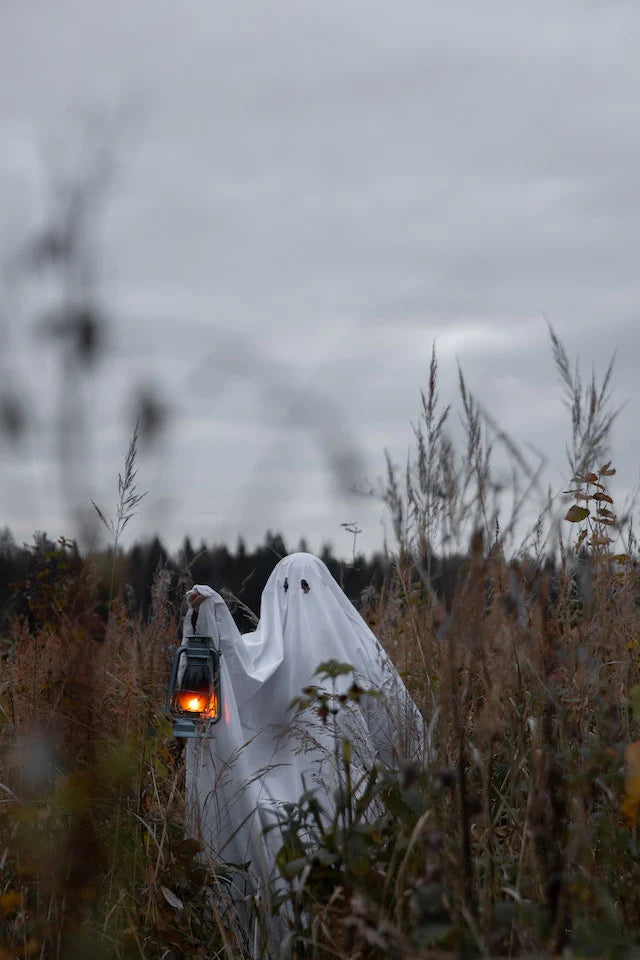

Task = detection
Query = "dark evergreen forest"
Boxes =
[0,527,390,639]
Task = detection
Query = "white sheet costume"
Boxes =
[182,553,427,903]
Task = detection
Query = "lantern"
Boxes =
[166,635,222,738]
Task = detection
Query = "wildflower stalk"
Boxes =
[92,419,147,637]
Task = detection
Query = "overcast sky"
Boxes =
[1,0,640,558]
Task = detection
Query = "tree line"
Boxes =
[0,527,389,638]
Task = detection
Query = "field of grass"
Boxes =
[2,336,640,959]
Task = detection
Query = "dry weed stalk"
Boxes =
[91,419,147,637]
[92,418,147,554]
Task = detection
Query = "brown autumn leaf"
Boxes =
[597,507,615,518]
[589,535,613,546]
[597,517,616,527]
[0,890,22,915]
[612,554,630,564]
[593,492,614,504]
[565,505,590,522]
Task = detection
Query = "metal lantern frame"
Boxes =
[166,635,222,738]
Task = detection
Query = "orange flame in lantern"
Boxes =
[175,690,219,718]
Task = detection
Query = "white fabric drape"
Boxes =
[182,553,427,893]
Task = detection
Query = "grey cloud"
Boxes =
[1,0,640,554]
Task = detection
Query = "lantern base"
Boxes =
[172,717,218,739]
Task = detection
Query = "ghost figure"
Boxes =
[182,553,427,906]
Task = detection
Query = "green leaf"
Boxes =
[282,857,309,877]
[314,660,354,679]
[313,849,339,866]
[630,684,640,721]
[565,505,590,522]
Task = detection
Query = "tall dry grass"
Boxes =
[2,331,640,958]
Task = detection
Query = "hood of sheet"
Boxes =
[181,554,427,893]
